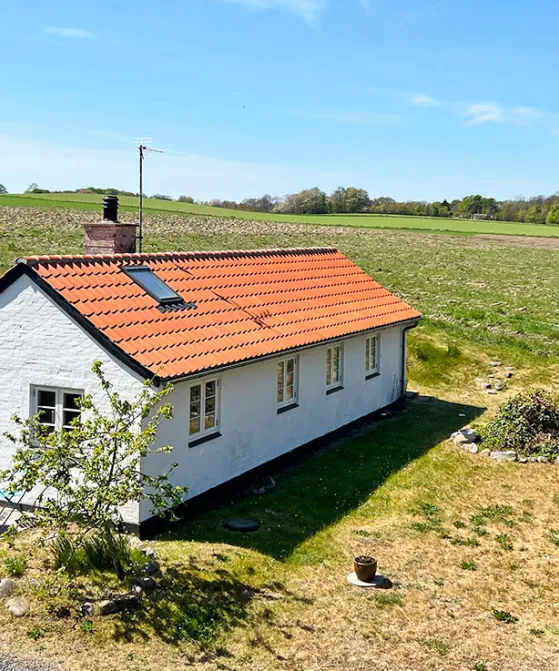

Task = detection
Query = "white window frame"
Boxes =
[277,355,299,409]
[365,334,380,377]
[325,343,343,391]
[31,386,84,433]
[188,377,221,441]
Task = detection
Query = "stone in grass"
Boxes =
[142,546,156,559]
[490,451,517,462]
[494,382,506,392]
[488,390,498,396]
[452,428,478,447]
[468,445,479,454]
[0,579,17,599]
[142,560,160,576]
[227,518,260,532]
[453,434,471,448]
[81,602,95,617]
[479,449,491,457]
[133,576,156,591]
[490,361,502,367]
[99,592,141,616]
[7,596,28,618]
[129,536,143,551]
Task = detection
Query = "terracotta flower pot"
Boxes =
[354,555,377,583]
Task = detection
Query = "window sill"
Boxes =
[189,432,222,448]
[326,385,344,396]
[365,371,381,380]
[277,402,299,415]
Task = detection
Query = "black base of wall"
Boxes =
[139,396,406,540]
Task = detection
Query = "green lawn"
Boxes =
[3,193,559,237]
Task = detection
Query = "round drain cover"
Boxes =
[226,518,260,532]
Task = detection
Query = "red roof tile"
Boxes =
[18,248,421,380]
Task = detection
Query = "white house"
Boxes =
[0,199,421,535]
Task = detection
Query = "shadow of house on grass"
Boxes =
[168,396,485,562]
[112,566,296,655]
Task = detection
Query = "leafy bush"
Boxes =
[480,390,559,459]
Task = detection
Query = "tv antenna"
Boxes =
[137,140,163,253]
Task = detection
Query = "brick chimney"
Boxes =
[84,196,137,255]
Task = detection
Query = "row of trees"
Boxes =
[4,182,559,224]
[206,187,559,224]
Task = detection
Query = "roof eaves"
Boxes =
[161,314,422,385]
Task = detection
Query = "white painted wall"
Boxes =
[141,324,405,523]
[0,276,145,525]
[0,274,408,528]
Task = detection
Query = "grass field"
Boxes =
[0,203,558,671]
[3,192,559,237]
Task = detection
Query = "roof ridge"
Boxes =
[18,247,338,266]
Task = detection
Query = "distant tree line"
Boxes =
[6,183,559,225]
[205,187,559,224]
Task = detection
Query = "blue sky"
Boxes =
[1,0,559,201]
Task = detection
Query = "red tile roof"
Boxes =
[18,248,421,380]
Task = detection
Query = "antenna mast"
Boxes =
[137,141,163,253]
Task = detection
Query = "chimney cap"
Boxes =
[102,195,119,223]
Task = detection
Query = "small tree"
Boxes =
[546,203,559,225]
[0,184,7,195]
[1,362,187,578]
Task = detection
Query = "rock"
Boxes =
[460,428,479,443]
[0,579,17,599]
[7,597,28,618]
[518,457,528,464]
[494,382,506,391]
[537,456,548,463]
[453,434,470,448]
[479,449,491,457]
[468,445,479,454]
[490,450,517,462]
[142,546,156,559]
[505,371,514,379]
[555,457,559,465]
[129,536,143,550]
[99,592,141,616]
[528,456,539,463]
[81,602,95,617]
[133,576,156,591]
[488,390,498,395]
[490,361,502,367]
[142,560,160,576]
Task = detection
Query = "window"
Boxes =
[365,335,380,376]
[123,266,184,305]
[326,344,343,391]
[277,356,298,409]
[32,387,83,434]
[189,378,220,440]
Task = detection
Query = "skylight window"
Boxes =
[123,266,184,305]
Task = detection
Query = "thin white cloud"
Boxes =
[464,103,505,125]
[43,26,96,40]
[219,0,325,21]
[295,108,402,128]
[410,94,441,107]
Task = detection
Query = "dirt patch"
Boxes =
[475,234,559,249]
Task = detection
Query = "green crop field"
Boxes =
[2,192,559,237]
